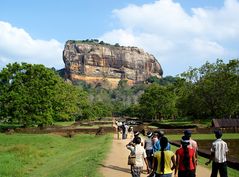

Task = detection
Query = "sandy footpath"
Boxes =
[100,134,211,177]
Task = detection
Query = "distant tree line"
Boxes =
[70,39,121,47]
[0,59,238,127]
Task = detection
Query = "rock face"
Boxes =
[63,40,163,88]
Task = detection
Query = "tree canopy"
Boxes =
[1,59,238,126]
[178,59,239,118]
[0,63,88,126]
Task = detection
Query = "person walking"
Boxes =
[128,126,134,139]
[126,136,150,177]
[116,121,122,139]
[122,122,127,139]
[175,136,196,177]
[144,131,154,170]
[151,136,176,177]
[205,130,229,177]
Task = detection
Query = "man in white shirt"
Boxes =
[127,136,149,177]
[205,130,229,177]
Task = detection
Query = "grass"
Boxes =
[53,121,75,127]
[0,123,22,132]
[0,133,112,177]
[167,134,239,177]
[166,133,239,141]
[158,118,212,128]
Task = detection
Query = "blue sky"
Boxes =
[0,0,238,76]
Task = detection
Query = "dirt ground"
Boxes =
[100,134,211,177]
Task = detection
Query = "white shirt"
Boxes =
[144,137,153,150]
[189,138,198,151]
[127,144,147,167]
[211,138,229,163]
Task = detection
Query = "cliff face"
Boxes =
[63,40,163,88]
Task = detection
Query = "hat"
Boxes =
[134,131,140,136]
[147,131,153,137]
[184,129,192,136]
[214,130,222,137]
[181,135,190,145]
[159,130,165,136]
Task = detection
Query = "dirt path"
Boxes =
[100,134,211,177]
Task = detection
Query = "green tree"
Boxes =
[147,76,178,85]
[179,59,239,118]
[139,84,177,120]
[0,62,86,126]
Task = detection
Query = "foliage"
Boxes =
[138,83,177,120]
[122,104,141,117]
[179,59,239,118]
[1,59,237,124]
[114,43,120,47]
[0,63,88,126]
[68,59,239,121]
[147,75,178,85]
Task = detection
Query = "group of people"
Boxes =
[126,129,229,177]
[116,121,134,140]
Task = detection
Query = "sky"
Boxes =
[0,0,239,76]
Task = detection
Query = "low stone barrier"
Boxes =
[14,126,115,134]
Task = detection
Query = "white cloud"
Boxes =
[192,39,226,57]
[99,0,239,75]
[100,29,137,46]
[0,21,64,69]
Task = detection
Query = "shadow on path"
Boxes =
[99,164,131,174]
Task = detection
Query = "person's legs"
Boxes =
[157,173,172,177]
[211,162,219,177]
[131,166,142,177]
[188,170,195,177]
[178,170,195,177]
[218,162,228,177]
[178,171,185,177]
[146,150,153,169]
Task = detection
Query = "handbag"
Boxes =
[128,153,136,165]
[128,146,136,165]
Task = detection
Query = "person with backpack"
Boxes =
[175,136,196,177]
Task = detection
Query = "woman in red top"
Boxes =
[175,136,196,177]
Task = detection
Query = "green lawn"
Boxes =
[167,133,239,141]
[158,118,212,128]
[53,121,75,127]
[0,133,112,177]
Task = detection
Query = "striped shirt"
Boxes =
[211,138,229,163]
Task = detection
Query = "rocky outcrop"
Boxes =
[63,40,163,88]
